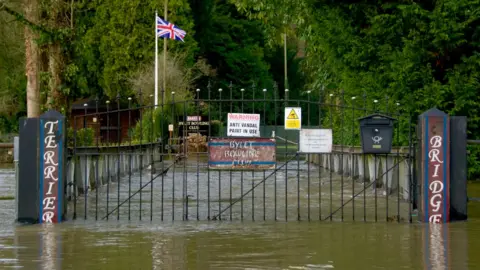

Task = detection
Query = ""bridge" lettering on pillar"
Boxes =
[423,112,450,223]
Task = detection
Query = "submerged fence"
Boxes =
[67,84,416,222]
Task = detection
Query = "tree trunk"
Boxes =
[24,0,40,118]
[46,0,65,112]
[47,42,64,111]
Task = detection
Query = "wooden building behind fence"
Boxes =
[70,98,140,145]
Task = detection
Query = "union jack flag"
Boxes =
[156,16,186,42]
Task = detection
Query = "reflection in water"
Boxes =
[0,166,478,269]
[0,216,479,269]
[151,233,163,270]
[424,225,448,270]
[151,233,187,270]
[423,223,470,270]
[40,224,60,270]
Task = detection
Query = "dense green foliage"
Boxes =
[67,127,95,147]
[0,8,27,133]
[0,0,301,126]
[73,0,198,99]
[232,0,480,179]
[3,0,480,178]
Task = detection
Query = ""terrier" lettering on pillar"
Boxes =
[40,120,61,223]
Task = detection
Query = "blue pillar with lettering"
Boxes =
[417,108,468,223]
[417,108,450,223]
[16,110,66,224]
[38,110,66,223]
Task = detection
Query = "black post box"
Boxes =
[358,114,396,154]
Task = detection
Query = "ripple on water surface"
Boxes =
[0,218,478,269]
[1,166,480,269]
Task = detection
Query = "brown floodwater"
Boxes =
[1,165,480,270]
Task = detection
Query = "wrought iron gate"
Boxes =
[67,83,416,222]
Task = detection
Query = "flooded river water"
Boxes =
[1,165,480,269]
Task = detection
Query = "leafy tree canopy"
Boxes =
[231,0,480,125]
[74,0,198,99]
[231,0,480,178]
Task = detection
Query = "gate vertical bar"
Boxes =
[138,90,143,220]
[385,95,389,221]
[396,102,401,222]
[374,99,378,222]
[328,93,333,221]
[297,96,300,221]
[73,116,78,220]
[160,89,165,221]
[161,82,166,221]
[151,96,155,221]
[340,90,344,221]
[218,88,223,220]
[229,83,233,221]
[116,91,121,220]
[319,87,323,220]
[196,88,201,221]
[128,97,132,220]
[285,88,289,221]
[171,91,176,221]
[252,82,256,221]
[240,87,244,220]
[408,103,413,223]
[207,82,211,220]
[263,88,267,220]
[351,96,356,221]
[362,91,367,222]
[273,82,278,221]
[307,90,311,221]
[83,103,88,220]
[183,99,187,221]
[106,100,110,220]
[160,87,165,221]
[95,96,99,220]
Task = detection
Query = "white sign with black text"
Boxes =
[299,129,333,153]
[227,113,260,137]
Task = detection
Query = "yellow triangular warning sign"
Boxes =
[287,109,299,119]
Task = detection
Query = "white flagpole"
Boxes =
[163,0,168,106]
[154,11,159,107]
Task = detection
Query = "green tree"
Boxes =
[0,9,27,132]
[189,0,303,125]
[232,0,480,178]
[76,0,197,99]
[0,0,306,137]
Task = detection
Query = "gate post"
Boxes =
[449,116,468,221]
[17,118,39,223]
[417,108,467,223]
[16,110,67,224]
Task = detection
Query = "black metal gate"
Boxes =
[67,83,416,222]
